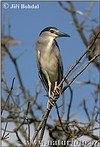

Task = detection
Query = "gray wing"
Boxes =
[54,40,63,88]
[36,44,49,93]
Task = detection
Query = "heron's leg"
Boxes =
[47,81,61,110]
[44,71,51,97]
[48,80,55,106]
[48,80,51,98]
[45,72,55,107]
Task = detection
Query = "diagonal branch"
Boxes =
[1,77,15,115]
[1,43,27,99]
[61,53,100,93]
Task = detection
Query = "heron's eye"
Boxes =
[50,29,55,33]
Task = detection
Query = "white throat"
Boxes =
[46,37,54,51]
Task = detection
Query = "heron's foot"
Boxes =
[47,95,56,110]
[54,81,61,96]
[49,95,55,105]
[54,86,60,95]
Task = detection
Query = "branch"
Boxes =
[83,98,91,121]
[1,43,27,99]
[59,1,88,46]
[80,2,95,25]
[1,122,9,140]
[15,131,26,146]
[59,1,71,12]
[30,105,51,146]
[59,31,100,91]
[66,81,73,121]
[1,77,15,115]
[14,102,30,132]
[61,53,100,93]
[55,103,70,136]
[68,1,88,46]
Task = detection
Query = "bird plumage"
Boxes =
[36,27,70,96]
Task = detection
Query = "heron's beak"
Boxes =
[55,30,70,37]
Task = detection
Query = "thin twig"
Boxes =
[15,131,26,146]
[1,77,15,115]
[1,43,27,99]
[69,1,88,46]
[26,118,31,145]
[1,122,9,140]
[61,53,100,93]
[83,99,91,121]
[80,2,95,25]
[14,102,30,131]
[59,1,88,46]
[66,80,73,121]
[35,120,46,147]
[55,103,70,135]
[59,1,71,12]
[30,104,51,146]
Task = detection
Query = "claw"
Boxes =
[48,99,55,106]
[49,94,56,105]
[54,81,61,95]
[47,96,55,110]
[55,86,60,95]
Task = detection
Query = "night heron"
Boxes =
[36,27,70,98]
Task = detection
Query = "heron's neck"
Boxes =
[39,36,55,52]
[47,37,54,51]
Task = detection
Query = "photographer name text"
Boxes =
[3,3,40,10]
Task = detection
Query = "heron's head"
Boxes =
[39,27,70,39]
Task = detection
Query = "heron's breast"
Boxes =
[41,54,58,82]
